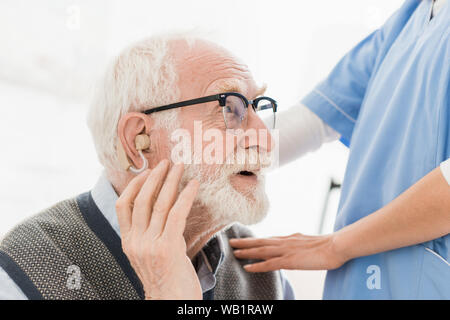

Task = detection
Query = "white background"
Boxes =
[0,0,403,299]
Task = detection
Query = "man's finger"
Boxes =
[115,169,152,235]
[233,246,282,260]
[132,159,170,233]
[229,237,280,249]
[164,179,199,237]
[148,163,185,237]
[243,257,286,273]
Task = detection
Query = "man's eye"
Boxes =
[224,106,232,113]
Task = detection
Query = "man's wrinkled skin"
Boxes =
[113,39,273,300]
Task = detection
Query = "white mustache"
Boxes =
[223,148,273,174]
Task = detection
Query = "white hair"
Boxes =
[87,35,186,170]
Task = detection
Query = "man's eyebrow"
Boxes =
[215,82,267,99]
[215,81,243,94]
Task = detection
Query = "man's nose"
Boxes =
[238,107,274,153]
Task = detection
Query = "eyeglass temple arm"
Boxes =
[143,94,221,114]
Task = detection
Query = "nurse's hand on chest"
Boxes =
[230,165,450,273]
[229,233,349,272]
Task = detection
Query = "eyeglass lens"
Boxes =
[223,95,275,130]
[223,95,247,130]
[255,99,275,129]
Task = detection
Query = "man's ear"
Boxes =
[117,112,154,171]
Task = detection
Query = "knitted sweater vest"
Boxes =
[0,192,283,300]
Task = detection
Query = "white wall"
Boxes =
[0,0,403,299]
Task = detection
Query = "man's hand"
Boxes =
[115,160,202,300]
[229,233,348,272]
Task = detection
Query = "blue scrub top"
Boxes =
[302,0,450,299]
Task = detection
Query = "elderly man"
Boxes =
[0,35,294,300]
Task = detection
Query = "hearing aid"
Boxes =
[117,134,150,174]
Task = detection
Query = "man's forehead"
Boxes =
[171,39,267,99]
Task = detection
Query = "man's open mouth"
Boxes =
[230,168,260,188]
[238,170,255,176]
[237,170,256,177]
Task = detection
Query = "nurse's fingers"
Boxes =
[116,169,152,236]
[233,246,282,260]
[243,257,287,273]
[229,237,280,249]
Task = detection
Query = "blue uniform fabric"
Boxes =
[302,0,450,299]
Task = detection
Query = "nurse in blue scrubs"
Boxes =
[230,0,450,299]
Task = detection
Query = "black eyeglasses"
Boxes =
[143,92,277,131]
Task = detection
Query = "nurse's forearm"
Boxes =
[334,166,450,262]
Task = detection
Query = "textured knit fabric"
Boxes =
[0,196,140,300]
[214,227,283,300]
[0,192,283,300]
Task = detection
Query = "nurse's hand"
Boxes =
[229,233,348,272]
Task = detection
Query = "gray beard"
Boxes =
[180,163,269,233]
